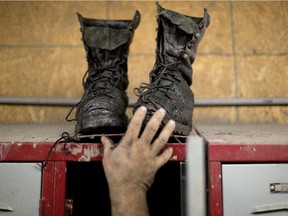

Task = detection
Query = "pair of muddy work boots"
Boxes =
[72,3,210,139]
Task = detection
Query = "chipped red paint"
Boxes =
[53,161,67,216]
[41,162,54,216]
[54,143,186,162]
[208,161,223,216]
[209,143,288,162]
[0,142,53,161]
[0,141,186,163]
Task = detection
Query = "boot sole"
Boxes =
[77,115,128,135]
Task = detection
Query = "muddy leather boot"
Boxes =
[133,3,210,135]
[75,11,141,135]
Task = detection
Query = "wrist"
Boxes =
[109,183,147,200]
[109,185,149,216]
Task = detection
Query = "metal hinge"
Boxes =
[65,199,73,216]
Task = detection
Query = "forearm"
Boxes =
[109,186,149,216]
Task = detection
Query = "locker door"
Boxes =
[0,163,41,216]
[222,164,288,216]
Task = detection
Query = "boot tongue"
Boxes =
[156,15,193,85]
[157,10,196,86]
[159,10,199,35]
[84,26,131,50]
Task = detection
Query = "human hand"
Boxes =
[102,106,175,192]
[101,106,175,216]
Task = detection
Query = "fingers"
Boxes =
[101,136,114,156]
[140,108,166,144]
[121,106,147,145]
[151,119,175,155]
[155,147,173,169]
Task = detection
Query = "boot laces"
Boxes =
[134,61,182,103]
[84,65,123,98]
[66,65,123,122]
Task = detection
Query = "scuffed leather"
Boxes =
[133,3,210,135]
[75,11,141,135]
[84,27,131,50]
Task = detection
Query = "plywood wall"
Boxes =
[0,1,287,124]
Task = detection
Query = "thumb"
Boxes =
[101,136,114,156]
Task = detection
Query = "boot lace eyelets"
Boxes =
[187,43,193,49]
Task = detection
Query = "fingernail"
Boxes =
[168,119,176,127]
[140,106,147,111]
[159,108,166,116]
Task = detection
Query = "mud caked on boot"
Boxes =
[74,11,141,136]
[133,3,210,136]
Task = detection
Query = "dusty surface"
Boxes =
[195,123,288,144]
[0,123,74,142]
[0,123,286,145]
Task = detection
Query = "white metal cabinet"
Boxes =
[222,164,288,216]
[0,163,41,216]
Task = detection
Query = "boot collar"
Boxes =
[156,2,210,34]
[77,11,141,50]
[128,10,141,32]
